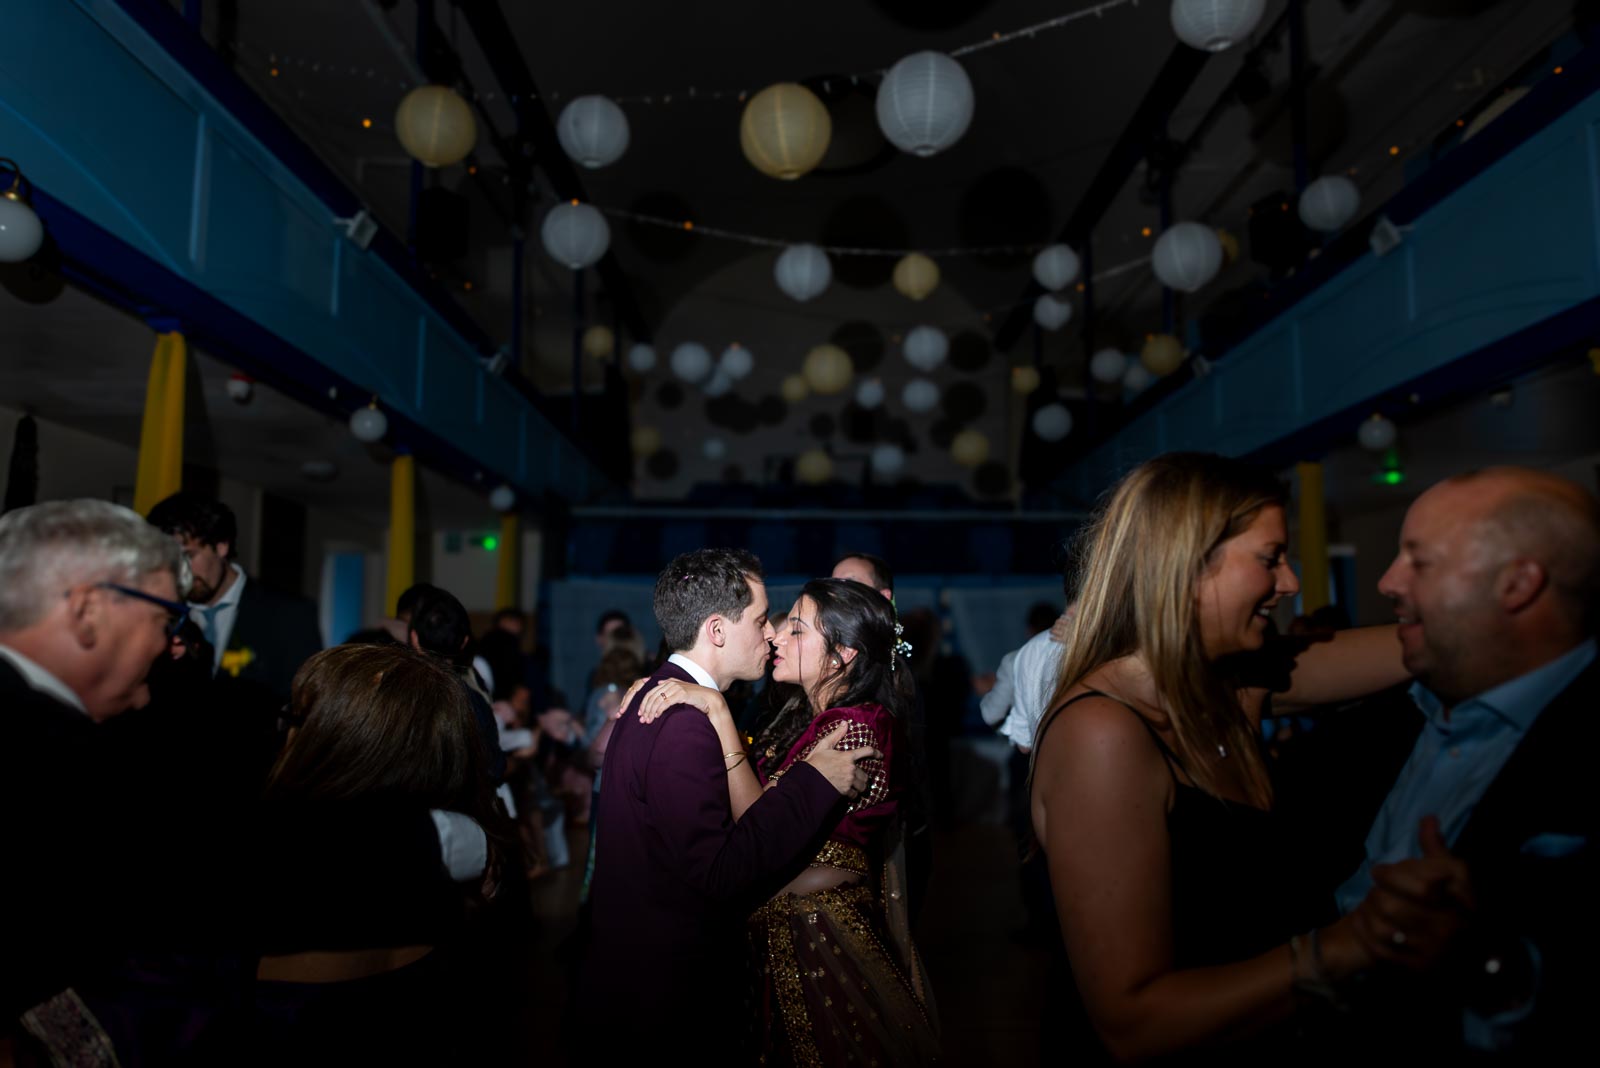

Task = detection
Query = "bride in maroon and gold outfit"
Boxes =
[638,577,939,1065]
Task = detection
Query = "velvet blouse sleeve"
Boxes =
[810,706,900,850]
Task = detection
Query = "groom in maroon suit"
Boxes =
[579,549,876,1057]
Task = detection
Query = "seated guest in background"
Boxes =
[1324,467,1600,1058]
[246,643,504,1064]
[146,492,322,706]
[406,587,507,786]
[0,500,194,1039]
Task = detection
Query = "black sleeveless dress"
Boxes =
[1038,691,1331,1064]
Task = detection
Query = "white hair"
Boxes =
[0,499,190,631]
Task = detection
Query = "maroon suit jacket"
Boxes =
[578,660,841,1051]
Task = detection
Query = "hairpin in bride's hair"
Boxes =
[890,621,914,671]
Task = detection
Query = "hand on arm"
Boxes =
[1272,624,1406,711]
[637,678,763,819]
[802,721,881,799]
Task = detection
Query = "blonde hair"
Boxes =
[1033,453,1285,807]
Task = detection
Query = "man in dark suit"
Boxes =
[146,492,322,705]
[1326,467,1599,1058]
[578,549,876,1057]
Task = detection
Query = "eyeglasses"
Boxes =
[94,582,191,638]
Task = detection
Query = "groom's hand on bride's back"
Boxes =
[803,722,881,798]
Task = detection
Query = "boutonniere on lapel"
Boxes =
[221,647,256,677]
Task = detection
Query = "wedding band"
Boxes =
[1391,930,1408,946]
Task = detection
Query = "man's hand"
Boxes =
[1049,607,1076,645]
[802,721,882,798]
[1352,816,1476,970]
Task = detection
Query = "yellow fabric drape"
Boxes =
[495,513,520,610]
[386,454,415,615]
[1296,461,1330,614]
[133,332,187,515]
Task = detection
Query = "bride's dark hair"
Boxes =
[750,577,913,761]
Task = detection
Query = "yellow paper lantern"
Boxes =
[893,252,939,301]
[740,83,832,180]
[781,374,810,403]
[795,448,834,484]
[1215,228,1240,266]
[951,429,990,468]
[630,425,661,457]
[802,344,853,395]
[582,325,615,359]
[1011,365,1041,395]
[1141,333,1186,377]
[394,85,477,168]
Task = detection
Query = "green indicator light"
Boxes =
[482,535,499,551]
[1383,470,1404,485]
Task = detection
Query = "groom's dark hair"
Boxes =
[655,548,765,652]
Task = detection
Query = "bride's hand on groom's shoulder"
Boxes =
[637,678,729,724]
[617,676,650,719]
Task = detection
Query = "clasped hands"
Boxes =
[1348,815,1477,972]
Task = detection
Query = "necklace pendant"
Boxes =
[1217,743,1229,759]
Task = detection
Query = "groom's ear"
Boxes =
[706,615,727,648]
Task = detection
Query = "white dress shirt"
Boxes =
[191,563,246,676]
[667,652,720,691]
[0,642,87,715]
[980,649,1019,727]
[1000,628,1068,750]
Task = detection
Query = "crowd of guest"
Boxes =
[2,454,1595,1064]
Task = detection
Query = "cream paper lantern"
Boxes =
[1170,0,1267,53]
[394,85,477,167]
[781,374,810,403]
[951,429,990,468]
[542,201,610,270]
[489,485,516,513]
[774,244,832,303]
[703,438,728,462]
[1298,175,1361,233]
[1034,295,1073,332]
[1033,244,1080,292]
[1011,365,1042,395]
[1358,414,1397,452]
[893,252,940,301]
[1123,363,1154,394]
[870,443,906,478]
[670,342,714,383]
[1152,222,1223,294]
[719,344,755,381]
[1032,403,1072,442]
[631,425,662,457]
[582,324,615,359]
[1141,333,1186,376]
[1090,347,1129,384]
[349,405,387,443]
[903,325,948,372]
[740,83,832,180]
[626,343,658,373]
[855,378,886,409]
[802,344,853,395]
[703,371,734,398]
[795,448,834,484]
[902,378,940,413]
[876,51,975,158]
[556,95,630,169]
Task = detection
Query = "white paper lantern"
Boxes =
[1152,222,1223,294]
[1034,295,1073,332]
[489,484,516,512]
[1033,244,1080,291]
[1032,403,1072,442]
[802,344,853,395]
[670,342,713,383]
[903,325,948,372]
[541,201,610,270]
[1170,0,1267,53]
[626,343,658,373]
[902,378,940,413]
[870,443,906,478]
[703,371,733,398]
[1090,348,1128,384]
[774,244,832,303]
[719,344,755,381]
[582,324,614,359]
[556,95,630,169]
[893,253,940,301]
[0,193,45,263]
[703,438,728,462]
[1358,414,1397,452]
[1298,175,1361,233]
[741,83,832,180]
[1141,334,1186,376]
[855,379,886,409]
[876,51,975,157]
[1011,366,1041,395]
[349,405,387,443]
[795,449,834,484]
[781,375,810,403]
[1123,363,1154,394]
[394,85,477,167]
[631,425,662,457]
[951,429,990,468]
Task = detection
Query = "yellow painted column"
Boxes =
[385,453,415,615]
[133,332,187,514]
[495,513,521,610]
[1297,461,1330,614]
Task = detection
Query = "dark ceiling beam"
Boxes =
[451,0,650,341]
[994,44,1211,352]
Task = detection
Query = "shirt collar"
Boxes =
[667,652,719,691]
[1410,638,1597,731]
[209,563,246,612]
[0,642,88,715]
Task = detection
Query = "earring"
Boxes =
[831,658,840,666]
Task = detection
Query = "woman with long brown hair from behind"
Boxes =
[1029,453,1410,1063]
